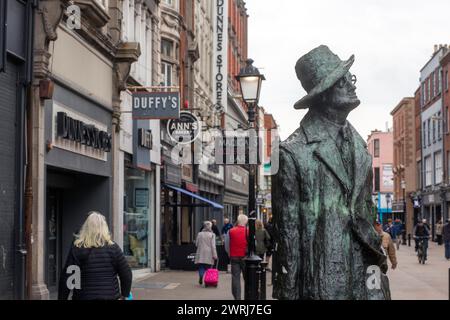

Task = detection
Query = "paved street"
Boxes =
[132,267,273,300]
[388,241,449,300]
[132,242,449,300]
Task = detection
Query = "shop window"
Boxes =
[435,151,443,185]
[374,167,380,192]
[123,162,150,270]
[373,139,380,158]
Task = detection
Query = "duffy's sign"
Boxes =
[132,92,180,119]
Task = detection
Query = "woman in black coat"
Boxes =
[58,212,132,300]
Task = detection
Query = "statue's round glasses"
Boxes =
[338,74,357,88]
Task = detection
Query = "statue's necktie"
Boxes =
[339,126,354,181]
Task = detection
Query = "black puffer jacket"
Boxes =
[58,243,132,300]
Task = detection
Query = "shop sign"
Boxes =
[138,128,152,150]
[132,92,180,119]
[52,102,110,162]
[213,0,228,113]
[57,112,112,152]
[133,120,152,171]
[167,112,201,144]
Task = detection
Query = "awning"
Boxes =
[164,184,224,209]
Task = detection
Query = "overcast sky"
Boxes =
[245,0,450,140]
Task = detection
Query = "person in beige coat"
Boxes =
[195,221,218,285]
[375,222,397,270]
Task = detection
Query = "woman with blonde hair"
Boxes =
[255,219,271,260]
[58,211,132,300]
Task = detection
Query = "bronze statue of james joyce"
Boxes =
[271,45,391,300]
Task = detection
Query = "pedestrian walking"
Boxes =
[195,221,218,286]
[58,211,132,300]
[226,214,248,300]
[212,219,223,246]
[264,217,275,269]
[393,219,403,250]
[443,219,450,260]
[221,217,233,239]
[435,219,443,245]
[375,222,397,270]
[255,219,271,260]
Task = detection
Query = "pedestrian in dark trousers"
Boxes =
[443,219,450,260]
[195,221,218,285]
[435,219,443,245]
[58,212,132,300]
[264,217,275,270]
[224,214,248,300]
[255,219,271,260]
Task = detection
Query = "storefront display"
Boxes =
[123,164,151,269]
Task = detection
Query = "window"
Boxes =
[437,69,442,95]
[432,117,436,143]
[446,70,449,91]
[425,156,432,187]
[374,167,380,192]
[417,160,422,189]
[161,62,172,87]
[161,39,173,58]
[421,83,425,107]
[423,121,427,149]
[428,119,431,146]
[438,112,442,140]
[374,139,380,158]
[435,151,443,184]
[431,72,435,98]
[446,107,449,134]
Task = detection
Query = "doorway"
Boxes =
[46,188,63,294]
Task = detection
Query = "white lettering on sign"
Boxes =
[213,0,228,113]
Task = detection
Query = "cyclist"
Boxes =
[413,219,430,262]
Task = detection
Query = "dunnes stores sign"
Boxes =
[132,92,180,119]
[57,112,112,152]
[213,0,228,113]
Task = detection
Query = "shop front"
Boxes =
[224,166,249,223]
[43,85,113,294]
[122,118,157,271]
[421,192,442,240]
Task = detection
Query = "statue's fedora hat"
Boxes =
[294,45,354,109]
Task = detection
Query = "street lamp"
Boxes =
[236,59,265,300]
[385,193,392,224]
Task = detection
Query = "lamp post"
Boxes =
[385,193,392,224]
[236,59,265,300]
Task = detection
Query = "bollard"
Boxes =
[408,234,411,247]
[259,262,268,300]
[402,231,407,245]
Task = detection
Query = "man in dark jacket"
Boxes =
[443,219,450,260]
[413,219,430,261]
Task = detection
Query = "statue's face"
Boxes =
[326,72,360,111]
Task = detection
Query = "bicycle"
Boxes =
[415,236,429,264]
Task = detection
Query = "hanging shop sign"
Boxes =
[132,91,180,119]
[213,0,228,113]
[167,111,201,145]
[52,102,111,162]
[133,120,152,171]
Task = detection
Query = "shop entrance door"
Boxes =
[46,188,63,295]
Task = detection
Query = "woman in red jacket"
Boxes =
[227,214,248,300]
